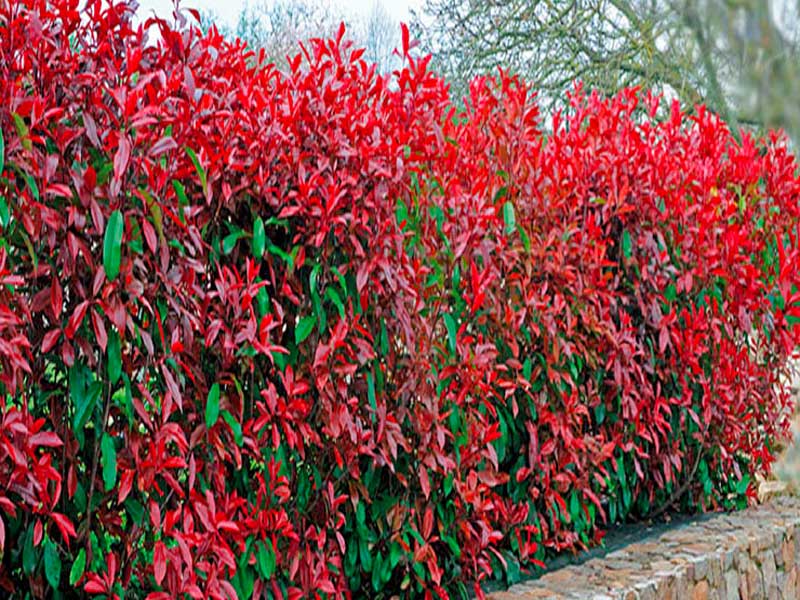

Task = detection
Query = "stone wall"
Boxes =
[489,496,800,600]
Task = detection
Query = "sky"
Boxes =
[135,0,423,29]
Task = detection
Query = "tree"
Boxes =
[415,0,800,142]
[363,0,399,72]
[202,0,340,67]
[202,0,401,74]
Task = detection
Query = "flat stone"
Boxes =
[692,580,710,600]
[732,568,747,600]
[746,558,765,600]
[784,566,797,599]
[782,537,795,571]
[690,556,710,581]
[760,551,778,600]
[486,499,800,600]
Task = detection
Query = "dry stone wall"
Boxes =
[489,496,800,600]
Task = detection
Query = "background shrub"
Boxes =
[1,1,799,598]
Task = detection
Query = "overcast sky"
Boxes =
[135,0,423,29]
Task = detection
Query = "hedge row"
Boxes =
[1,1,800,598]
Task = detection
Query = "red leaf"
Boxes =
[149,500,161,529]
[84,576,107,594]
[153,541,167,585]
[83,113,101,148]
[422,506,434,540]
[106,552,117,587]
[113,135,131,182]
[149,136,177,157]
[67,465,77,499]
[419,466,430,500]
[33,519,43,546]
[29,431,62,448]
[118,469,134,504]
[91,308,108,352]
[51,277,63,319]
[51,512,77,544]
[65,300,90,339]
[41,328,61,353]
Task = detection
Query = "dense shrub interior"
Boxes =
[1,1,800,598]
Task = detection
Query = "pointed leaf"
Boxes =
[205,383,220,428]
[103,210,124,281]
[295,315,315,344]
[252,216,265,258]
[101,434,117,491]
[621,229,632,260]
[185,146,207,192]
[107,329,121,384]
[503,200,515,235]
[44,537,61,589]
[222,411,243,447]
[69,548,86,586]
[443,313,457,354]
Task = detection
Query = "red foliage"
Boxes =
[0,1,799,598]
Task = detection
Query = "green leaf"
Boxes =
[205,383,220,428]
[430,205,445,236]
[256,287,270,317]
[616,455,626,486]
[185,146,207,192]
[325,287,345,319]
[443,313,457,354]
[621,229,632,260]
[12,112,31,151]
[172,180,189,205]
[22,170,39,201]
[222,411,243,447]
[295,315,315,344]
[223,231,244,254]
[257,540,276,578]
[443,472,454,496]
[503,551,521,585]
[70,363,100,433]
[103,210,124,281]
[101,434,117,491]
[309,264,321,295]
[395,198,408,228]
[569,491,580,524]
[371,552,383,591]
[366,371,377,423]
[252,216,265,258]
[22,526,36,575]
[107,329,121,384]
[0,197,8,229]
[44,537,61,589]
[594,402,606,424]
[503,200,515,235]
[389,542,402,569]
[736,474,751,495]
[359,539,372,572]
[69,548,86,586]
[518,224,531,253]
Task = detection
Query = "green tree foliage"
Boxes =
[416,0,800,142]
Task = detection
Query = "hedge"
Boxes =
[1,1,800,598]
